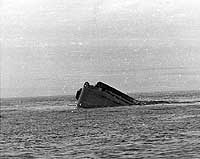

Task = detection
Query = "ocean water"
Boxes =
[0,91,200,159]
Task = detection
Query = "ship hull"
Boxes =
[76,82,140,108]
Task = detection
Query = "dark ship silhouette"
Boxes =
[76,82,170,108]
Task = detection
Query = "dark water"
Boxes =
[1,91,200,158]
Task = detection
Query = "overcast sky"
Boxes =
[1,0,200,98]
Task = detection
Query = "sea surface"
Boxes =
[1,91,200,159]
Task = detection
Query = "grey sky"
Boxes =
[1,0,200,97]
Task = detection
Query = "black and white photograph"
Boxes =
[1,0,200,158]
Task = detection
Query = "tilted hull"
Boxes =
[76,82,140,108]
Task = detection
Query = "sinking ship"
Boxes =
[75,81,171,108]
[75,82,138,108]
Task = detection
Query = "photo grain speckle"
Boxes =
[1,0,200,158]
